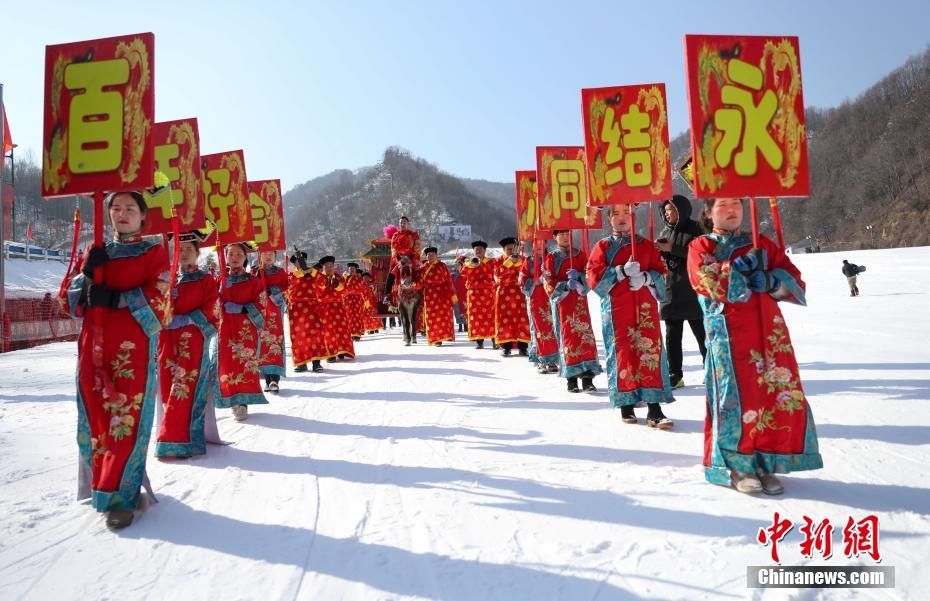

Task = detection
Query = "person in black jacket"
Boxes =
[842,259,865,296]
[656,195,707,388]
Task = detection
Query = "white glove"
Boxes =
[628,272,648,291]
[622,259,641,278]
[614,265,627,281]
[570,279,585,294]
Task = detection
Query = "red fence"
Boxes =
[1,295,80,352]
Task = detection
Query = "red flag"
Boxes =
[26,223,33,241]
[2,103,12,156]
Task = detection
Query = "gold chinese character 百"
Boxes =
[64,59,130,174]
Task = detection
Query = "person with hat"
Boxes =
[59,190,172,528]
[343,262,367,341]
[587,204,675,429]
[520,239,559,374]
[656,195,707,388]
[494,237,531,357]
[156,230,220,459]
[544,230,602,391]
[461,240,496,349]
[390,216,421,270]
[360,272,383,334]
[216,241,268,422]
[452,256,468,333]
[286,251,327,373]
[419,246,457,346]
[256,251,290,393]
[315,255,355,360]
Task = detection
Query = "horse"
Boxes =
[395,260,422,346]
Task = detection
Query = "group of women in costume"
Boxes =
[62,191,821,529]
[60,191,382,528]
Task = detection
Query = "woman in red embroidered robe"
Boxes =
[688,197,821,495]
[462,240,496,349]
[343,262,367,340]
[216,242,267,421]
[544,230,602,392]
[316,255,355,360]
[361,272,383,334]
[61,191,171,528]
[257,251,290,393]
[286,252,328,372]
[419,246,457,346]
[587,204,674,429]
[494,237,531,356]
[520,242,559,373]
[157,231,219,459]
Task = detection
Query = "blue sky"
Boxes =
[2,0,929,192]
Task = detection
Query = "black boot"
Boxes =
[567,377,580,393]
[476,339,484,350]
[268,375,280,394]
[646,403,674,430]
[501,347,512,357]
[294,363,308,373]
[581,375,596,392]
[620,405,637,424]
[518,342,529,357]
[263,375,272,391]
[312,360,323,372]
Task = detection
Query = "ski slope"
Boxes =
[0,247,928,600]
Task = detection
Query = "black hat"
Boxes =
[423,246,438,255]
[225,241,257,253]
[319,255,336,265]
[399,215,410,222]
[361,271,372,277]
[347,262,359,269]
[471,240,488,249]
[552,229,570,235]
[499,237,517,247]
[169,230,210,245]
[289,250,308,263]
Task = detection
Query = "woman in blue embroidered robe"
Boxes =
[586,204,674,428]
[688,198,822,495]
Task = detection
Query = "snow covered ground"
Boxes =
[0,247,928,600]
[2,257,68,298]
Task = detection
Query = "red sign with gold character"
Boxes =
[143,118,204,235]
[515,170,538,241]
[201,150,252,245]
[249,179,285,251]
[42,33,155,198]
[535,147,598,231]
[684,34,810,198]
[582,84,672,205]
